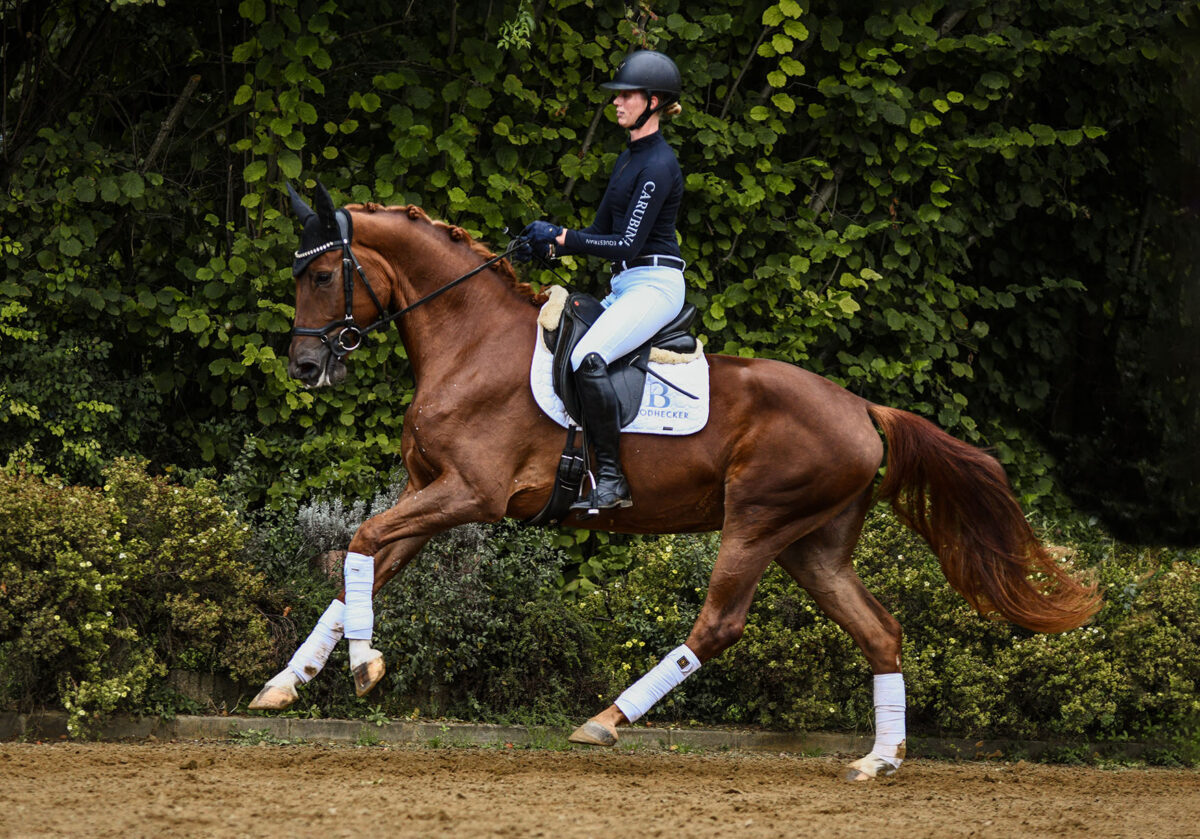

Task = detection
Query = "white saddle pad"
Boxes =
[529,326,710,436]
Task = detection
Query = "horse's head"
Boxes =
[286,182,391,388]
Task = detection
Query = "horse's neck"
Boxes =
[381,220,536,382]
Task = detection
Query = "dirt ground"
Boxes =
[0,741,1197,839]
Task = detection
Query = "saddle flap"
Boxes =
[652,303,698,355]
[658,303,697,338]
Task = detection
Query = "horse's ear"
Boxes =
[314,181,340,239]
[287,182,315,222]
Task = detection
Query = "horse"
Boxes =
[249,184,1100,781]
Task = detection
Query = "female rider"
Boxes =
[520,49,686,515]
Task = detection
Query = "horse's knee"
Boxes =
[863,613,903,672]
[347,520,382,556]
[687,614,746,661]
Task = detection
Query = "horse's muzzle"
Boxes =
[288,344,346,388]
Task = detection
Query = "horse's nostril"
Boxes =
[291,359,321,383]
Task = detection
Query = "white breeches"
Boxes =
[570,266,685,370]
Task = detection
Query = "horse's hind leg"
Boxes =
[774,493,906,781]
[249,536,428,711]
[569,523,790,747]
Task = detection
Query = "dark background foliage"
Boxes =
[3,0,1198,541]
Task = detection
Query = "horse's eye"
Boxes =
[314,271,333,287]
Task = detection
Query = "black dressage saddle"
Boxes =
[543,291,698,428]
[523,291,700,528]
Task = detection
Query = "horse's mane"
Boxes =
[348,203,548,306]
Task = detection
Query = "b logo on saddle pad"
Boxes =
[530,287,710,436]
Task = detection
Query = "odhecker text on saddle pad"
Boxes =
[529,327,710,436]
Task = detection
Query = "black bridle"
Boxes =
[291,228,527,359]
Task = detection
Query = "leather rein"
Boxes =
[292,224,526,359]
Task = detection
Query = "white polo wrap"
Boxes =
[614,644,701,723]
[343,551,375,641]
[287,598,344,683]
[871,672,906,768]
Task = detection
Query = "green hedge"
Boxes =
[2,463,1197,763]
[0,460,282,735]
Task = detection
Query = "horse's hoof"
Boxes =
[567,720,618,747]
[248,684,298,711]
[843,754,899,782]
[352,653,385,697]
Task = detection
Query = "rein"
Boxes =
[292,232,527,359]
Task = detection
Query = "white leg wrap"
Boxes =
[343,551,375,641]
[871,672,906,768]
[287,598,345,684]
[614,644,701,723]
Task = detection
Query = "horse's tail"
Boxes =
[867,404,1101,633]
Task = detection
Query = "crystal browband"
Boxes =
[293,239,349,260]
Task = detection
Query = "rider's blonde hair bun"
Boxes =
[665,102,683,118]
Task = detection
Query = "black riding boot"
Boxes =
[570,352,632,515]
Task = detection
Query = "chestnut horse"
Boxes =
[250,189,1099,780]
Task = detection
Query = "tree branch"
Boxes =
[1128,193,1154,277]
[141,75,201,174]
[808,165,845,216]
[563,101,608,200]
[719,25,772,121]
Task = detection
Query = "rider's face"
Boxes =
[613,90,655,129]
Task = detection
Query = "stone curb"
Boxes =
[0,711,1162,762]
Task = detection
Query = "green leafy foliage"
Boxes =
[0,460,282,735]
[3,1,1197,542]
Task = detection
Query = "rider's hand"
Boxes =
[510,237,534,263]
[521,220,563,244]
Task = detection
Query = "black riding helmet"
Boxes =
[601,50,681,130]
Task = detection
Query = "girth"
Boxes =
[543,292,698,428]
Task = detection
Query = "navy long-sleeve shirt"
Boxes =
[561,130,683,261]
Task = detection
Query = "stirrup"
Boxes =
[569,492,633,518]
[570,475,632,518]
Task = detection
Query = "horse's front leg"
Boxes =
[251,472,504,710]
[338,474,508,697]
[249,536,428,710]
[343,547,396,697]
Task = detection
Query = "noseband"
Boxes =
[292,217,524,360]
